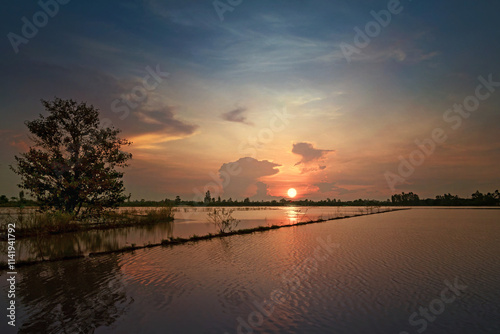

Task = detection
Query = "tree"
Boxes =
[471,190,483,201]
[391,192,420,205]
[0,195,8,204]
[19,190,25,204]
[11,98,132,217]
[204,190,212,204]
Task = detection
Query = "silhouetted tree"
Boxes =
[0,195,8,204]
[11,98,132,217]
[392,192,420,205]
[204,190,212,204]
[471,190,483,201]
[19,190,25,204]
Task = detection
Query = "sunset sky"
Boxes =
[1,0,499,201]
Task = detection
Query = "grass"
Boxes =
[0,206,174,240]
[1,208,76,237]
[144,207,174,223]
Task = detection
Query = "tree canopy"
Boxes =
[11,98,132,217]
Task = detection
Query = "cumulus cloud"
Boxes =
[219,157,281,199]
[221,107,253,125]
[251,181,276,201]
[292,142,334,170]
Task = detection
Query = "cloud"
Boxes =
[314,182,352,195]
[341,30,441,65]
[251,181,276,201]
[221,107,253,125]
[292,142,334,166]
[315,182,337,193]
[9,140,29,153]
[128,107,198,147]
[0,130,29,154]
[218,157,281,199]
[133,108,197,134]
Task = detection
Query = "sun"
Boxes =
[287,188,297,198]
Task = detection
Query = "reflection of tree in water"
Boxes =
[212,238,252,310]
[14,220,174,261]
[217,237,233,255]
[18,255,132,333]
[19,229,123,261]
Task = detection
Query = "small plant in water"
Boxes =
[207,208,240,233]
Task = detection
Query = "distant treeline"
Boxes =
[0,191,38,207]
[121,190,500,207]
[389,190,500,206]
[2,190,499,208]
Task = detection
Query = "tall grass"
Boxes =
[1,208,75,236]
[85,206,174,225]
[143,207,174,223]
[0,206,174,239]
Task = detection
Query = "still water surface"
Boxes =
[0,206,379,263]
[1,208,499,333]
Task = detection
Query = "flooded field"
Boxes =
[1,208,499,333]
[0,206,390,263]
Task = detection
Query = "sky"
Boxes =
[1,0,499,201]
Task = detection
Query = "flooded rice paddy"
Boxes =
[1,207,499,333]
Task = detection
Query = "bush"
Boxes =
[207,208,240,233]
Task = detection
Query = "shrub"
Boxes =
[207,208,240,233]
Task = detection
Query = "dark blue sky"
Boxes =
[1,0,499,200]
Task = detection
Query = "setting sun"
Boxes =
[287,188,297,198]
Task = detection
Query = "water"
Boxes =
[0,206,386,263]
[1,208,499,333]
